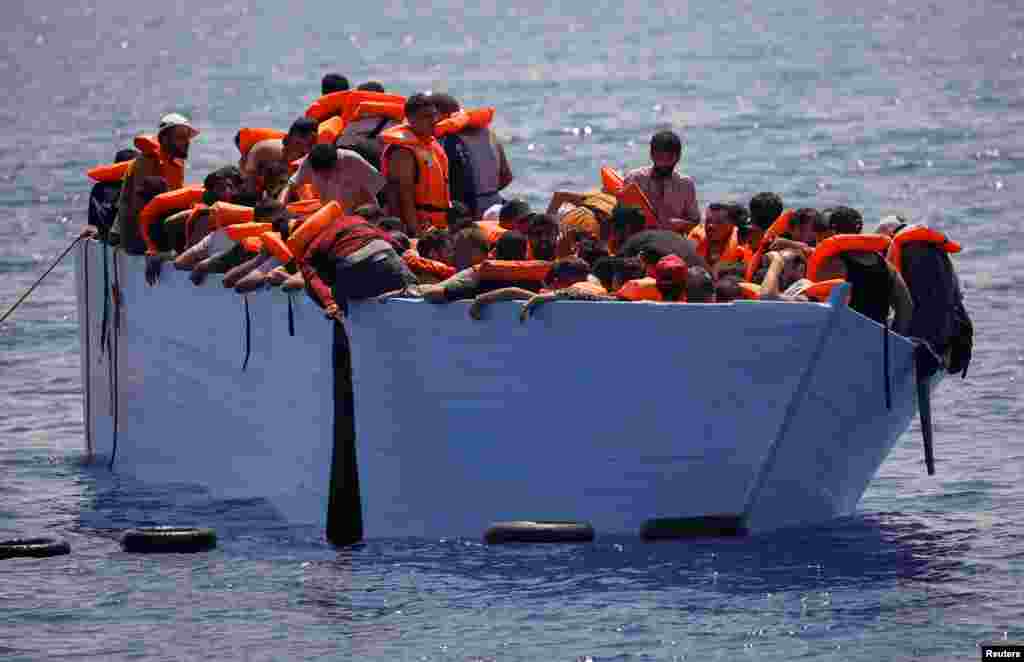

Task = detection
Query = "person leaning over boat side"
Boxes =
[876,216,972,376]
[381,94,451,236]
[623,130,701,230]
[810,240,914,334]
[469,257,596,319]
[611,205,708,270]
[283,144,385,212]
[243,117,317,196]
[113,113,197,258]
[298,212,418,322]
[416,230,532,303]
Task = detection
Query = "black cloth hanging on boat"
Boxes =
[840,252,892,325]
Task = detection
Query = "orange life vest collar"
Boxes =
[381,124,451,231]
[236,128,285,157]
[138,185,205,255]
[402,250,457,281]
[689,223,743,265]
[305,90,407,123]
[806,233,891,282]
[86,160,133,183]
[133,135,185,190]
[886,225,961,272]
[434,107,495,137]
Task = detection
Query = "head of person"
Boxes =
[749,192,783,230]
[114,148,139,164]
[828,206,863,235]
[875,214,910,237]
[377,217,405,232]
[526,213,559,261]
[404,93,439,139]
[429,93,460,120]
[308,144,338,174]
[544,257,591,290]
[814,209,834,244]
[714,276,743,303]
[704,202,744,242]
[203,166,241,204]
[389,231,411,253]
[353,203,384,224]
[654,255,688,301]
[494,230,529,261]
[789,208,822,245]
[610,204,647,245]
[322,73,350,95]
[639,248,661,276]
[498,199,531,232]
[283,117,318,162]
[686,266,715,303]
[357,81,385,92]
[447,201,473,234]
[650,130,683,179]
[157,113,199,160]
[417,229,454,265]
[139,176,169,206]
[574,237,609,266]
[453,226,490,270]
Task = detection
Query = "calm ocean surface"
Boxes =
[1,0,1022,659]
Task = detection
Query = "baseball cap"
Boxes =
[158,113,200,138]
[654,255,687,286]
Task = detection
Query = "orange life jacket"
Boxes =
[688,224,744,266]
[261,231,294,265]
[138,185,205,255]
[380,124,451,231]
[236,128,286,157]
[600,166,625,196]
[619,183,658,229]
[133,135,185,190]
[286,199,324,217]
[800,278,847,302]
[86,160,133,183]
[286,200,343,260]
[886,225,962,273]
[615,277,663,302]
[225,222,274,242]
[240,236,263,254]
[475,260,551,284]
[402,250,456,282]
[210,202,256,229]
[745,209,795,281]
[347,100,406,126]
[316,117,344,145]
[476,220,508,245]
[736,282,762,299]
[434,107,495,137]
[806,234,892,281]
[305,90,407,123]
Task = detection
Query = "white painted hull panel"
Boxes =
[75,242,926,540]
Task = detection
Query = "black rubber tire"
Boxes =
[121,527,217,553]
[484,520,595,544]
[639,515,748,541]
[0,537,71,560]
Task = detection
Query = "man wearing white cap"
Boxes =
[112,112,199,257]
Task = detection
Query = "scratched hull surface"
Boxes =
[76,243,922,539]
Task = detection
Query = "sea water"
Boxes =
[1,0,1022,659]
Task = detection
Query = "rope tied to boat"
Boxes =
[242,295,252,371]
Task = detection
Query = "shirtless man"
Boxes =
[240,117,317,195]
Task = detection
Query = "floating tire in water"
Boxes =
[121,527,217,553]
[484,521,595,544]
[639,515,748,541]
[0,537,71,560]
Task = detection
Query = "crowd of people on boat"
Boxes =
[82,73,973,375]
